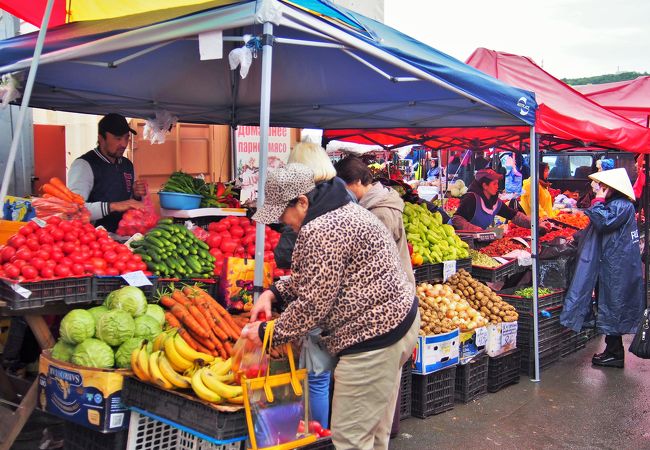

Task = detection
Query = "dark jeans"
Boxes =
[605,335,624,358]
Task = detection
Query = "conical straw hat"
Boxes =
[588,168,635,200]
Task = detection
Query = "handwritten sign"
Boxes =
[121,271,153,287]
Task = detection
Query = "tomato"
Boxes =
[125,261,139,272]
[92,249,104,258]
[220,240,238,254]
[105,267,120,276]
[30,258,46,271]
[54,265,71,278]
[206,234,222,249]
[97,238,113,248]
[83,262,95,272]
[319,429,332,437]
[92,267,106,276]
[70,253,85,264]
[90,257,107,270]
[1,246,16,263]
[50,251,65,263]
[58,221,73,233]
[61,242,76,255]
[117,253,131,263]
[89,241,101,250]
[45,260,57,269]
[114,261,126,273]
[230,226,245,238]
[263,251,274,262]
[40,267,54,279]
[103,250,118,263]
[209,248,222,259]
[71,263,85,276]
[308,421,323,435]
[18,225,33,237]
[116,245,131,254]
[247,246,255,258]
[4,263,20,279]
[273,268,285,278]
[49,227,65,242]
[79,234,93,245]
[46,216,62,226]
[137,262,148,271]
[38,232,54,245]
[264,241,272,251]
[63,231,79,242]
[297,420,305,434]
[15,248,33,261]
[13,260,27,270]
[21,265,38,280]
[7,234,26,249]
[39,244,53,253]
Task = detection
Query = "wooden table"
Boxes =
[0,301,73,450]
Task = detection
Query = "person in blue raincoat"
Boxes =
[560,168,645,368]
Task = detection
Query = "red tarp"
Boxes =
[575,76,650,127]
[325,49,650,154]
[0,0,68,28]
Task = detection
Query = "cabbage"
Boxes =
[115,337,145,369]
[105,286,147,317]
[144,304,165,326]
[134,315,162,341]
[96,309,135,346]
[51,340,76,362]
[71,338,115,368]
[60,309,95,345]
[88,305,109,328]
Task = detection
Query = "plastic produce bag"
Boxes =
[116,192,159,236]
[241,321,317,450]
[32,196,90,222]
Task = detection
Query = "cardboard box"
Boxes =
[486,322,518,357]
[413,329,459,375]
[458,326,488,364]
[38,350,130,432]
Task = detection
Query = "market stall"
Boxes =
[0,0,541,447]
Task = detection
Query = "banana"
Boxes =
[164,334,194,371]
[148,351,174,390]
[174,333,214,363]
[227,395,244,405]
[136,343,152,381]
[201,369,243,399]
[215,373,235,384]
[209,358,232,376]
[191,367,223,403]
[158,353,191,389]
[130,345,149,381]
[152,331,170,352]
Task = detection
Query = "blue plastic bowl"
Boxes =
[158,192,202,210]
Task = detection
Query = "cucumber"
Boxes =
[145,235,165,248]
[185,256,203,273]
[158,218,173,225]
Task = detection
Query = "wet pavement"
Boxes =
[391,335,650,450]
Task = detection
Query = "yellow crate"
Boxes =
[0,220,23,245]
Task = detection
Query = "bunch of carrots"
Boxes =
[41,177,85,205]
[160,284,243,360]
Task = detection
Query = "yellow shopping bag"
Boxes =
[241,321,318,450]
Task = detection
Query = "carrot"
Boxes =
[223,341,234,358]
[42,184,74,203]
[178,327,201,352]
[205,301,240,340]
[193,299,230,341]
[49,177,84,205]
[165,311,182,328]
[172,290,193,308]
[170,304,210,339]
[159,294,178,309]
[187,304,211,332]
[188,329,216,350]
[186,329,214,354]
[192,287,242,339]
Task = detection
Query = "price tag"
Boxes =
[501,322,518,346]
[442,260,457,282]
[475,326,488,347]
[494,257,510,265]
[5,281,31,298]
[121,271,153,287]
[512,237,531,248]
[31,218,47,228]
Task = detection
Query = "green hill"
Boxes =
[563,71,649,86]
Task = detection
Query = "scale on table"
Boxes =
[456,229,501,242]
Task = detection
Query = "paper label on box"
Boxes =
[442,260,457,282]
[501,321,518,346]
[121,271,152,287]
[475,326,488,347]
[32,217,47,228]
[494,257,509,264]
[5,281,31,298]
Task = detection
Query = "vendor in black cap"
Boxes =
[68,113,146,232]
[452,168,531,231]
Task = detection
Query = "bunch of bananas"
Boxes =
[131,330,243,404]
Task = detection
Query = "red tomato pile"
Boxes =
[116,208,159,236]
[480,238,528,257]
[504,225,531,239]
[540,227,576,242]
[0,217,148,281]
[206,216,288,278]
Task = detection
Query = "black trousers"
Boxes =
[605,335,624,357]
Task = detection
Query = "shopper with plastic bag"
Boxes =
[561,168,645,368]
[520,162,557,219]
[242,164,419,450]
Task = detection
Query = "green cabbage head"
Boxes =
[105,286,147,317]
[88,305,109,328]
[96,309,135,346]
[60,309,95,345]
[144,304,165,326]
[51,340,76,362]
[134,315,162,341]
[71,338,115,369]
[115,337,146,369]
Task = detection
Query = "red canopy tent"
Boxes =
[575,76,650,127]
[325,49,650,154]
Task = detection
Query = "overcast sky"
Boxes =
[384,0,650,79]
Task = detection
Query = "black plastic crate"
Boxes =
[471,259,518,283]
[413,264,437,284]
[298,438,334,449]
[93,276,158,302]
[518,331,563,354]
[121,376,247,441]
[63,421,128,450]
[414,259,472,284]
[561,330,590,357]
[454,353,488,403]
[498,288,565,316]
[518,321,564,346]
[0,276,92,310]
[400,359,412,420]
[411,366,456,419]
[520,342,561,375]
[487,348,521,393]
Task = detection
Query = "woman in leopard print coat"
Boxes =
[244,163,419,450]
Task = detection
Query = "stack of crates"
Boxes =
[410,366,456,419]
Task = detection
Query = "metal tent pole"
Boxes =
[0,0,55,202]
[529,127,541,382]
[644,115,649,305]
[253,22,274,296]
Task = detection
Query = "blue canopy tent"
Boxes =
[0,0,545,378]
